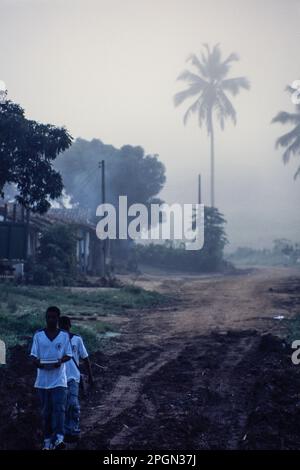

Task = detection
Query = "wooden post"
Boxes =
[99,161,106,277]
[25,209,30,259]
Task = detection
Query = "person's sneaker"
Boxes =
[42,438,52,450]
[52,434,66,450]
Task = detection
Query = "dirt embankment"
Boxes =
[0,267,300,450]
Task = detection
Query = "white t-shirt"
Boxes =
[30,329,72,389]
[65,334,89,383]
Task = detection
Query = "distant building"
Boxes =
[0,202,103,277]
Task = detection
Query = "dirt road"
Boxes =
[78,266,300,450]
[1,266,300,450]
[95,266,300,352]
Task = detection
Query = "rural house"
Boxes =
[0,202,104,278]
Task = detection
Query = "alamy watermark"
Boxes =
[0,340,6,365]
[95,196,205,251]
[291,340,300,365]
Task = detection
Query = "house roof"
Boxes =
[48,207,94,226]
[0,202,95,231]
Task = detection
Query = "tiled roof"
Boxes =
[0,202,95,230]
[48,207,93,225]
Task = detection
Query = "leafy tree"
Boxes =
[174,44,250,207]
[273,238,292,255]
[55,138,166,218]
[0,101,72,213]
[55,139,166,267]
[272,86,300,179]
[227,240,300,267]
[198,206,228,267]
[28,224,77,285]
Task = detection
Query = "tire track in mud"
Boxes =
[196,333,260,450]
[81,342,185,445]
[80,335,247,449]
[79,329,300,450]
[77,270,300,450]
[137,332,262,450]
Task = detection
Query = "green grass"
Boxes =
[0,282,170,352]
[0,283,168,314]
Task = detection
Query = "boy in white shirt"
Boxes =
[30,306,72,450]
[58,316,94,443]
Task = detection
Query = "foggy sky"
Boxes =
[1,0,300,250]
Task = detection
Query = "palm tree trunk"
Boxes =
[209,110,215,207]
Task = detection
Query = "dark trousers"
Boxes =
[38,386,67,440]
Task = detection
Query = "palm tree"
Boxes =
[174,44,250,207]
[272,86,300,180]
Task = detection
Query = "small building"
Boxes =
[0,202,104,277]
[46,207,103,275]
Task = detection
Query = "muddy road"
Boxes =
[78,266,300,450]
[100,266,300,351]
[1,266,300,450]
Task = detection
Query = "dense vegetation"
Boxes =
[227,239,300,267]
[0,101,72,213]
[26,224,78,286]
[133,206,230,273]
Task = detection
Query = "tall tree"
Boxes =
[55,138,166,218]
[272,86,300,180]
[0,101,72,213]
[174,44,250,207]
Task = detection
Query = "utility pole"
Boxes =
[198,174,202,205]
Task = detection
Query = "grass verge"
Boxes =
[0,282,171,354]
